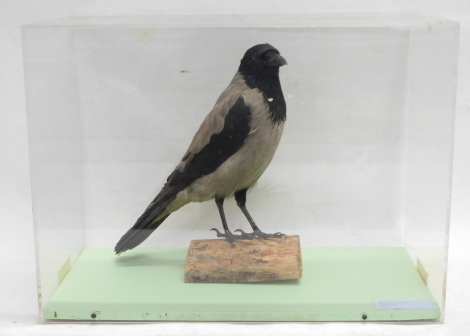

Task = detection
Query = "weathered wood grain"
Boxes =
[184,235,302,283]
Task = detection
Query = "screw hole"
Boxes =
[362,314,368,320]
[91,313,97,319]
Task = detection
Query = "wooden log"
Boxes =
[184,235,302,283]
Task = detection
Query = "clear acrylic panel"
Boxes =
[22,14,458,322]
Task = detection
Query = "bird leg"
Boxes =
[211,196,239,241]
[232,188,285,239]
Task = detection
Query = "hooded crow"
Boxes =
[115,43,287,255]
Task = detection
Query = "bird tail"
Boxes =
[114,186,178,255]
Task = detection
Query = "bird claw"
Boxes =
[210,228,225,238]
[234,229,247,235]
[210,228,239,242]
[272,232,285,238]
[211,228,285,240]
[250,230,285,239]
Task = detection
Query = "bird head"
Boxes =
[238,44,287,77]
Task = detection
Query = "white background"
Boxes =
[1,1,469,335]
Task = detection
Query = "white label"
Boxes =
[374,300,434,310]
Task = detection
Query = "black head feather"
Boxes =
[238,43,287,123]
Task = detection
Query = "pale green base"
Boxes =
[43,247,440,321]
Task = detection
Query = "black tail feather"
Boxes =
[114,185,179,255]
[114,214,170,255]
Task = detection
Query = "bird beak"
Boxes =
[265,53,288,67]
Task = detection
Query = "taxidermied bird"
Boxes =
[115,43,287,255]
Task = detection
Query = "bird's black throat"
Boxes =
[238,68,286,124]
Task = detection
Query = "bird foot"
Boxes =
[234,229,285,240]
[210,228,240,242]
[211,228,285,241]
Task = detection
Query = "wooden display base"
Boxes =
[184,235,302,283]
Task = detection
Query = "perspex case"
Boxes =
[22,14,458,322]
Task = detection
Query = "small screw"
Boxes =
[91,313,97,319]
[54,312,57,318]
[362,314,368,320]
